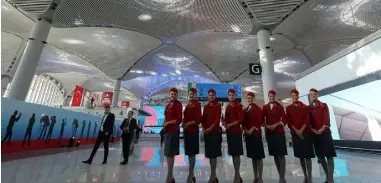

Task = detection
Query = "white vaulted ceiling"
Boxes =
[2,0,381,100]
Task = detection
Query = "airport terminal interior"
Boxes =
[1,0,381,182]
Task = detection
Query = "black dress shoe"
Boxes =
[102,161,107,164]
[82,160,92,164]
[120,160,128,165]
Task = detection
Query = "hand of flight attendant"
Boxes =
[182,122,189,129]
[311,128,318,134]
[248,127,255,135]
[317,126,327,135]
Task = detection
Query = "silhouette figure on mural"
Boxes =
[72,119,79,138]
[57,118,67,144]
[80,120,87,139]
[2,110,22,145]
[22,113,36,147]
[93,122,98,138]
[37,115,50,140]
[87,121,92,140]
[45,116,57,144]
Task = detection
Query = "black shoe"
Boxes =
[82,160,92,164]
[102,161,107,164]
[120,160,128,165]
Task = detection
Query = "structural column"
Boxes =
[257,29,277,104]
[5,18,52,101]
[111,79,121,107]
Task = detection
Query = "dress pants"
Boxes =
[122,133,133,161]
[89,131,110,162]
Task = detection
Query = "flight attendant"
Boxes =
[183,87,201,183]
[263,90,287,183]
[202,89,222,183]
[163,88,183,183]
[309,88,336,183]
[243,92,265,183]
[285,89,315,183]
[224,89,244,183]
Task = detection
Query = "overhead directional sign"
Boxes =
[249,63,262,75]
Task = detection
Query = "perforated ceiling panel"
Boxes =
[123,75,217,98]
[242,0,305,25]
[177,32,294,82]
[46,27,162,79]
[1,0,34,36]
[123,45,218,81]
[274,0,381,64]
[1,32,23,74]
[50,0,252,38]
[36,45,101,76]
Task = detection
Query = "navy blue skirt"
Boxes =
[245,135,265,159]
[204,132,222,158]
[292,134,315,158]
[184,131,199,156]
[164,132,180,156]
[266,133,288,156]
[226,133,244,156]
[313,133,337,157]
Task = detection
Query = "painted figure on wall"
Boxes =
[37,115,50,140]
[22,113,36,147]
[87,121,92,140]
[72,119,79,138]
[80,120,86,139]
[57,118,67,144]
[45,116,57,144]
[93,122,98,138]
[2,110,22,145]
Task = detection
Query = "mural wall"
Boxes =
[1,97,122,153]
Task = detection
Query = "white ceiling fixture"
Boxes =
[231,25,241,33]
[138,14,152,21]
[245,86,260,92]
[270,37,276,41]
[161,74,168,77]
[175,69,181,75]
[131,69,144,74]
[74,18,83,25]
[60,38,86,45]
[149,71,158,75]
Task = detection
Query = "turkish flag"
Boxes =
[121,101,130,108]
[101,92,114,107]
[71,85,84,106]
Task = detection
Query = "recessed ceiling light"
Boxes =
[175,69,182,75]
[231,25,241,33]
[162,74,168,77]
[138,14,152,21]
[270,37,276,41]
[149,71,157,75]
[60,38,86,45]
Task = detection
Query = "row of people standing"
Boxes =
[162,87,336,183]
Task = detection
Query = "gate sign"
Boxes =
[249,63,262,75]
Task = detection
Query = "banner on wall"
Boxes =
[71,85,84,106]
[1,97,122,153]
[101,92,114,107]
[121,101,130,108]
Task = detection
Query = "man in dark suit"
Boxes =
[82,106,115,164]
[120,111,137,165]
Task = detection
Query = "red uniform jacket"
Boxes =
[224,101,243,133]
[308,100,331,134]
[263,102,286,134]
[286,101,311,135]
[164,100,183,132]
[202,101,221,132]
[243,103,263,136]
[183,100,201,133]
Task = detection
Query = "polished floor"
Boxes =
[2,140,381,183]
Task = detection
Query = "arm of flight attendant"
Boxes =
[286,107,298,132]
[299,105,309,133]
[250,107,263,134]
[262,106,272,130]
[318,103,330,134]
[174,102,183,125]
[273,105,287,128]
[184,102,201,128]
[227,105,244,128]
[207,103,221,132]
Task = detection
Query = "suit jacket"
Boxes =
[120,117,137,136]
[102,112,115,134]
